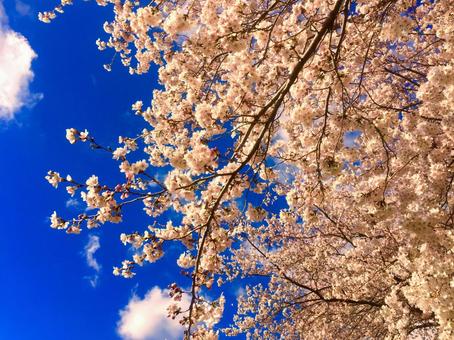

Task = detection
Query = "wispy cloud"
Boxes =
[15,0,31,17]
[66,198,81,209]
[0,0,41,120]
[117,286,189,340]
[84,235,101,287]
[235,286,245,299]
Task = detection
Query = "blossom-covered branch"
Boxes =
[42,0,454,338]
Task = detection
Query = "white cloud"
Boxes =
[117,286,190,340]
[85,274,99,288]
[84,235,101,287]
[235,286,245,299]
[0,1,40,119]
[66,198,81,209]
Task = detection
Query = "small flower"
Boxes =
[96,39,107,51]
[38,11,56,23]
[66,225,81,234]
[85,175,99,187]
[133,253,144,266]
[66,128,78,144]
[66,186,77,196]
[79,129,89,142]
[46,171,63,188]
[132,100,143,112]
[112,147,128,160]
[50,211,60,228]
[177,252,195,269]
[131,160,148,174]
[50,211,67,229]
[120,233,128,245]
[246,204,266,222]
[122,271,135,278]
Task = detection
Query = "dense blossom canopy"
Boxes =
[42,0,454,338]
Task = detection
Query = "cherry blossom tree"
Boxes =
[42,0,454,338]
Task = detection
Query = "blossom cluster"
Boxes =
[42,0,454,338]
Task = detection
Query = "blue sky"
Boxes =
[0,1,247,339]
